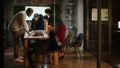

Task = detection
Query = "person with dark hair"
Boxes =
[43,15,49,32]
[8,8,33,63]
[45,8,53,15]
[45,8,66,58]
[31,13,44,30]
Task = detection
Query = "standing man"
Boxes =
[8,8,33,63]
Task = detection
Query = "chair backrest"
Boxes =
[73,33,83,46]
[65,32,72,46]
[65,32,73,45]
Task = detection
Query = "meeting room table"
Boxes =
[23,30,58,68]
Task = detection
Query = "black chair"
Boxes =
[64,32,73,55]
[67,33,83,59]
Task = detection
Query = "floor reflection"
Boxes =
[4,45,114,68]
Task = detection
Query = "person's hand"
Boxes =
[26,31,30,35]
[48,25,55,31]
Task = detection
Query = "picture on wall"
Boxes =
[91,8,108,21]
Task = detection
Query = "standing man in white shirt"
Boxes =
[8,8,33,63]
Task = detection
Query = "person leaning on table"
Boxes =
[31,13,44,30]
[43,15,49,32]
[45,8,66,58]
[8,8,33,63]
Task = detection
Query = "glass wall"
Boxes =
[84,0,120,68]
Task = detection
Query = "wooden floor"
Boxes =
[4,45,114,68]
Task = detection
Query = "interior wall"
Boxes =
[4,0,16,43]
[4,0,15,23]
[76,0,83,49]
[61,0,84,50]
[61,0,68,35]
[76,0,83,34]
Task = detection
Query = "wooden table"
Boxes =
[24,30,58,68]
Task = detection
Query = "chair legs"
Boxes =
[34,54,38,68]
[34,53,53,68]
[48,52,53,65]
[67,46,82,59]
[76,46,82,59]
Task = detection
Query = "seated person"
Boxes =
[31,13,44,30]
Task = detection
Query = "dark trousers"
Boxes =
[11,31,24,59]
[28,47,35,68]
[27,40,37,68]
[27,34,62,68]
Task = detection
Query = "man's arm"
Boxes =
[20,13,30,35]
